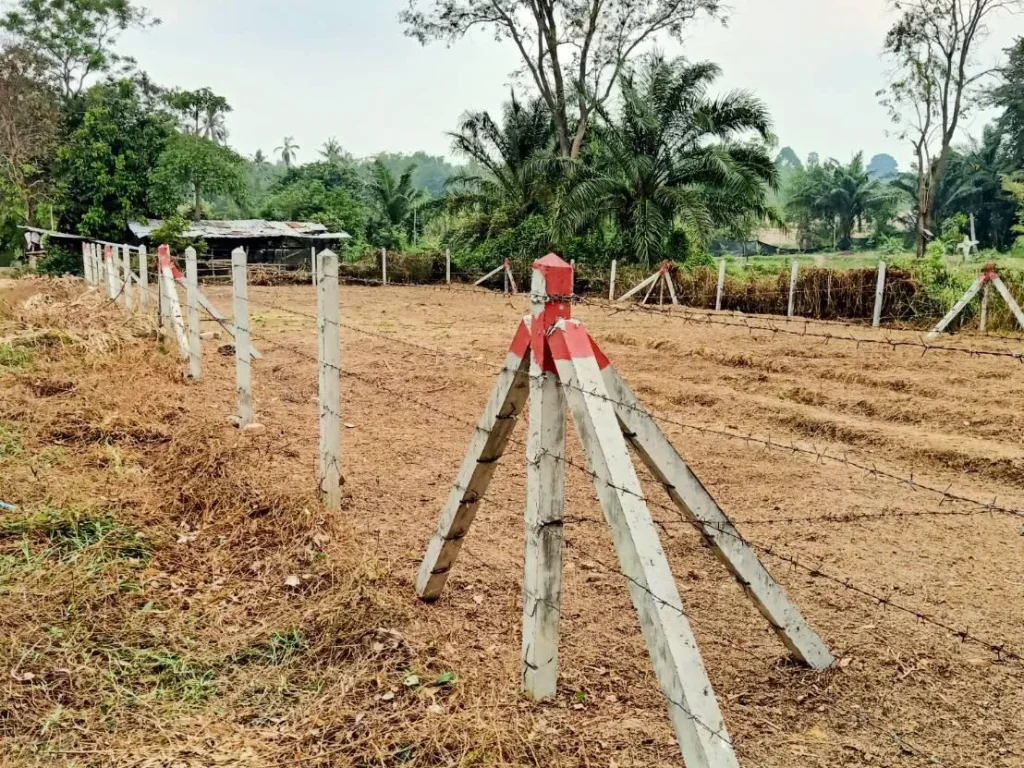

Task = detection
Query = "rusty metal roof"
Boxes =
[128,219,351,241]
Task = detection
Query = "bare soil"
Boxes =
[2,278,1023,767]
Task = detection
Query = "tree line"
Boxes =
[4,0,1024,273]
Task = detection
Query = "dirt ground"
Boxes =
[2,277,1024,767]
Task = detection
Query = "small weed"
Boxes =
[0,342,33,369]
[238,630,308,666]
[0,424,22,459]
[1,507,150,563]
[100,647,217,704]
[572,690,588,704]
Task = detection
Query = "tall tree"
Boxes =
[166,87,231,139]
[401,0,721,159]
[881,0,1022,256]
[557,55,777,266]
[991,37,1024,168]
[149,133,247,221]
[277,136,299,168]
[867,153,899,180]
[0,46,59,235]
[0,0,157,101]
[56,78,173,239]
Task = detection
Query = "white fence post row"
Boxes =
[231,247,254,428]
[158,245,189,358]
[446,248,451,286]
[138,245,148,308]
[787,260,799,318]
[609,259,617,301]
[381,247,388,286]
[317,249,342,510]
[716,258,726,311]
[872,261,886,328]
[185,247,202,380]
[121,245,134,312]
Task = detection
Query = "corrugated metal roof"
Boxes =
[128,219,351,241]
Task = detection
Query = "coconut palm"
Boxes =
[202,106,228,144]
[556,55,779,266]
[276,137,299,169]
[320,138,344,164]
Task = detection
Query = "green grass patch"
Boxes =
[0,424,22,459]
[0,342,34,369]
[1,506,150,563]
[235,630,308,666]
[97,646,217,704]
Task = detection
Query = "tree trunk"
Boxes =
[193,181,202,222]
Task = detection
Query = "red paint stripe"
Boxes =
[549,321,595,361]
[586,332,612,370]
[508,318,531,360]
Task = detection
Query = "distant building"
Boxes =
[128,219,350,263]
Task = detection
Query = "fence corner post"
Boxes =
[317,249,342,510]
[185,247,202,380]
[231,247,254,428]
[873,261,887,328]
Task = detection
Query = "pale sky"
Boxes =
[120,0,1024,169]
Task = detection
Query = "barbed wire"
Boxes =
[231,319,1024,665]
[234,290,1024,525]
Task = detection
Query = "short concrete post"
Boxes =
[521,257,569,701]
[445,248,451,286]
[138,245,148,308]
[317,249,342,510]
[185,247,202,380]
[788,260,799,318]
[158,245,189,358]
[81,243,93,284]
[121,246,134,312]
[231,247,254,428]
[716,258,726,311]
[609,259,617,301]
[381,247,388,286]
[311,247,318,287]
[104,246,118,301]
[872,261,886,328]
[980,280,991,332]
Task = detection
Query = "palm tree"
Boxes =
[787,153,897,249]
[320,138,344,164]
[446,94,556,225]
[252,149,269,168]
[368,159,427,245]
[557,55,778,266]
[276,137,299,169]
[202,107,228,144]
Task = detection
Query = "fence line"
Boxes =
[70,242,1024,766]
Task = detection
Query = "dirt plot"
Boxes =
[3,278,1024,767]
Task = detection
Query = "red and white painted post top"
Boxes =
[981,262,999,283]
[157,244,184,279]
[530,254,574,373]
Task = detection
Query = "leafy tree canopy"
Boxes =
[261,160,370,243]
[149,132,248,221]
[0,0,157,101]
[866,153,898,181]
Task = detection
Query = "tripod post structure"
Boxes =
[927,262,1024,338]
[416,254,833,768]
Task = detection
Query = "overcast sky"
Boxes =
[122,0,1023,169]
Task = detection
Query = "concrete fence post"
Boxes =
[980,280,991,333]
[609,259,617,301]
[788,260,799,318]
[872,261,887,328]
[311,246,318,288]
[317,249,342,510]
[185,247,202,380]
[716,258,726,311]
[381,247,388,286]
[121,245,134,312]
[231,247,254,428]
[81,243,92,284]
[158,245,188,358]
[446,248,451,286]
[138,245,148,308]
[104,246,119,301]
